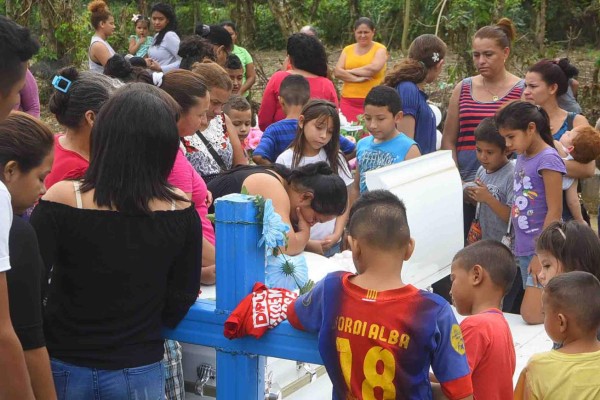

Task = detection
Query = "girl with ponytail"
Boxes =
[495,101,565,325]
[384,34,447,154]
[87,0,116,73]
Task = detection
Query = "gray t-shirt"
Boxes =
[475,161,514,242]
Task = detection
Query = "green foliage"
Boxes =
[315,0,352,45]
[176,1,230,36]
[253,4,286,50]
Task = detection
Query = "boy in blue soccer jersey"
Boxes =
[288,190,473,400]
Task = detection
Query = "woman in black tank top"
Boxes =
[208,162,347,255]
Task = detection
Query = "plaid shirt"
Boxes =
[164,340,185,400]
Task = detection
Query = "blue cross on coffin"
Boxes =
[163,194,322,400]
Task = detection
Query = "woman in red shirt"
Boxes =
[45,67,122,189]
[258,33,338,131]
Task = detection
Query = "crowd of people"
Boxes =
[1,2,600,399]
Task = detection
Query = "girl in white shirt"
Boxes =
[276,100,353,257]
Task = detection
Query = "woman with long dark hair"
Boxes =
[208,162,348,255]
[0,112,56,399]
[30,85,202,398]
[147,3,181,72]
[195,23,233,67]
[45,66,122,189]
[258,33,338,131]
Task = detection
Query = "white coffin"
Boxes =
[182,150,466,398]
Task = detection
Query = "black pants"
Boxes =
[502,265,524,314]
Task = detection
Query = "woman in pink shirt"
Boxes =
[45,67,121,189]
[14,69,40,118]
[258,33,338,131]
[159,70,217,285]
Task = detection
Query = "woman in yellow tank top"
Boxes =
[334,17,388,122]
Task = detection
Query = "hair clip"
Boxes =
[432,52,440,63]
[556,227,567,240]
[131,14,142,22]
[199,24,210,36]
[52,75,72,93]
[152,72,164,87]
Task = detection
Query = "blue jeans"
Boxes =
[51,358,165,400]
[516,255,543,289]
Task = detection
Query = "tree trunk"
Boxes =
[39,0,75,63]
[266,0,303,39]
[192,0,202,29]
[401,0,411,53]
[137,0,148,16]
[232,0,257,48]
[535,0,547,52]
[492,0,505,21]
[349,0,360,21]
[309,0,321,20]
[348,0,360,42]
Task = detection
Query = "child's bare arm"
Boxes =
[541,170,564,227]
[405,144,421,160]
[128,37,142,55]
[305,239,325,255]
[431,382,448,400]
[432,383,473,400]
[565,159,595,179]
[251,155,272,165]
[564,181,585,223]
[466,181,510,222]
[554,140,567,157]
[351,165,361,204]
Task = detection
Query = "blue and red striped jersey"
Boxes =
[289,271,473,400]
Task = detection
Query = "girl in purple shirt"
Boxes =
[496,101,565,325]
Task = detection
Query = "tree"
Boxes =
[5,0,34,27]
[401,0,411,53]
[492,0,505,21]
[265,0,304,38]
[535,0,547,52]
[231,0,257,47]
[137,0,148,16]
[39,0,77,62]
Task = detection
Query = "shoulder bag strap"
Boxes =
[195,131,228,171]
[566,112,576,131]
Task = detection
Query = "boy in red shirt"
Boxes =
[447,240,517,400]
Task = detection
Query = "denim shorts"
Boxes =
[323,241,342,258]
[51,358,165,400]
[516,255,543,289]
